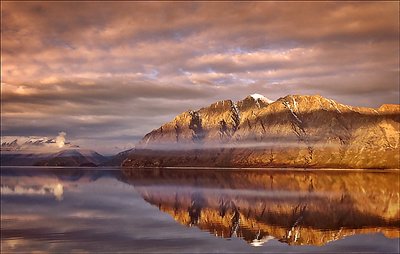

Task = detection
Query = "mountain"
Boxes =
[1,139,19,151]
[1,136,78,152]
[33,149,107,167]
[0,134,108,167]
[1,149,107,167]
[122,94,400,169]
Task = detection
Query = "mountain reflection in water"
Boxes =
[1,167,399,253]
[122,168,400,246]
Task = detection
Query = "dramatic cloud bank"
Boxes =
[1,2,399,153]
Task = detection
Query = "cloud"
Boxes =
[1,183,63,201]
[1,2,398,153]
[56,132,66,148]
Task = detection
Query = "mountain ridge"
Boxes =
[1,136,78,152]
[122,94,400,169]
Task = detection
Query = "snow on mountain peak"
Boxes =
[1,134,78,152]
[249,93,274,103]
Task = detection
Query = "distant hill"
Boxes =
[1,153,51,166]
[1,149,107,167]
[100,148,134,167]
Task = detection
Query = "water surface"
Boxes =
[1,167,399,253]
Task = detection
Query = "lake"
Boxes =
[1,166,399,253]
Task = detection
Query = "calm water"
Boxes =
[1,166,399,253]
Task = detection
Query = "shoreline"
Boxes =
[123,166,400,173]
[2,165,399,173]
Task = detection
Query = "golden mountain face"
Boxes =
[124,95,400,169]
[122,168,400,246]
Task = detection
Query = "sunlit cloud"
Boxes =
[56,132,66,148]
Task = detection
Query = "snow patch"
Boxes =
[250,93,274,104]
[1,134,78,152]
[55,148,100,157]
[283,101,302,123]
[290,95,298,111]
[328,99,341,113]
[232,102,240,117]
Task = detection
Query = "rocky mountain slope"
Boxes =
[122,94,400,169]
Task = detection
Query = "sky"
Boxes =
[1,2,399,154]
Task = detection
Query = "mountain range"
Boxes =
[1,136,78,152]
[1,136,108,167]
[122,94,400,169]
[2,94,399,169]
